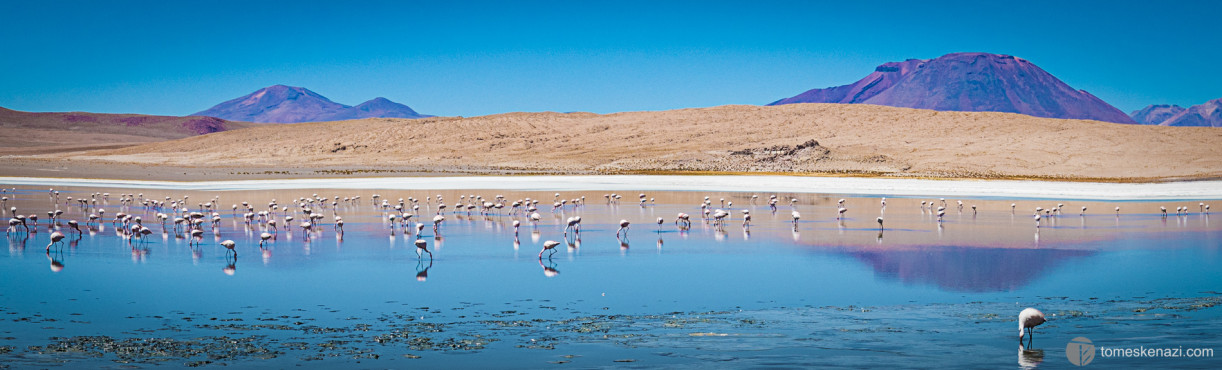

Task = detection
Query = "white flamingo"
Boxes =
[1018,308,1046,346]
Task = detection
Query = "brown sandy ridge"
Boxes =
[7,103,1222,182]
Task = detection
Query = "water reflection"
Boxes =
[848,247,1094,292]
[539,257,559,277]
[223,252,237,276]
[416,259,432,281]
[1018,345,1044,369]
[46,250,64,272]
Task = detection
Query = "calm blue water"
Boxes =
[1,187,1220,368]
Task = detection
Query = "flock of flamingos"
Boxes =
[2,186,1216,346]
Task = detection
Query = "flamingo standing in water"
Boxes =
[259,232,273,247]
[674,213,690,228]
[1018,307,1046,346]
[1034,214,1042,228]
[876,217,884,230]
[221,240,237,255]
[47,231,65,250]
[415,239,432,258]
[616,220,630,238]
[564,217,581,236]
[539,240,560,259]
[512,220,521,235]
[432,215,445,233]
[791,211,801,226]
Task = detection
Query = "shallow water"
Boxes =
[1,186,1220,368]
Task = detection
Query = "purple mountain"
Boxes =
[769,52,1136,124]
[1157,98,1222,127]
[192,85,431,123]
[1129,104,1185,125]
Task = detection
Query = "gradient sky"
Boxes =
[1,0,1219,117]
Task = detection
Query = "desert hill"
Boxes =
[0,107,252,155]
[64,103,1222,181]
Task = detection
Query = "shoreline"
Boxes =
[4,174,1222,201]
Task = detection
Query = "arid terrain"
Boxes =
[4,103,1222,181]
[0,107,253,156]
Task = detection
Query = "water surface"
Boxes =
[1,186,1219,368]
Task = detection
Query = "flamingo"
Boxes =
[876,217,884,230]
[564,217,579,235]
[656,217,664,231]
[539,240,560,259]
[1034,214,1042,228]
[432,215,445,233]
[674,213,690,228]
[1018,308,1046,346]
[259,232,272,248]
[221,240,236,255]
[47,231,65,250]
[712,209,728,228]
[837,207,847,220]
[415,239,432,258]
[1080,206,1087,216]
[616,220,630,238]
[513,220,521,235]
[791,211,801,226]
[67,220,81,234]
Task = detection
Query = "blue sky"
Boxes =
[1,0,1219,117]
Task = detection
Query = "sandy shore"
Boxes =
[4,175,1221,200]
[19,103,1221,182]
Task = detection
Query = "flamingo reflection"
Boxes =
[416,258,432,281]
[47,250,65,272]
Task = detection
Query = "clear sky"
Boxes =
[1,0,1219,117]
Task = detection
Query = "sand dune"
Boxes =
[36,103,1222,181]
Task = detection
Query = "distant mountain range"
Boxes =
[768,52,1136,124]
[1130,98,1222,127]
[0,107,248,137]
[192,85,431,123]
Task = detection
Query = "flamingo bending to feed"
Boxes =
[616,220,630,238]
[260,232,273,247]
[221,240,236,255]
[415,239,432,258]
[539,240,561,259]
[47,231,65,250]
[675,213,690,227]
[1018,307,1046,346]
[432,215,445,233]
